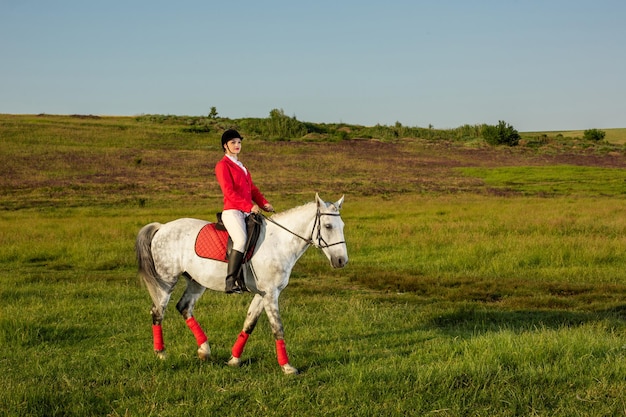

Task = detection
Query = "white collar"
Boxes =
[225,154,247,173]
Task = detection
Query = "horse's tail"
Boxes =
[135,222,166,303]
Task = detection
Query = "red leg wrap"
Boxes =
[152,324,164,351]
[185,317,208,346]
[276,339,289,366]
[231,331,250,358]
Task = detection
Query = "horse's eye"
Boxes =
[325,224,333,230]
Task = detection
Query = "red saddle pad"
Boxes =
[195,223,229,262]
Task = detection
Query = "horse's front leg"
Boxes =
[227,294,264,367]
[262,291,298,375]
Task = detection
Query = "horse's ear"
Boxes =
[315,193,324,208]
[334,195,344,210]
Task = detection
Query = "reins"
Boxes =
[262,209,346,250]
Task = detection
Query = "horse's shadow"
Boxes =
[295,304,626,372]
[428,305,626,336]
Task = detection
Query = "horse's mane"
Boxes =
[270,201,316,221]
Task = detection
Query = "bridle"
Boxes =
[262,209,346,250]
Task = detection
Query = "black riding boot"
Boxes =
[225,250,245,294]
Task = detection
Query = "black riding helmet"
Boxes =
[221,129,243,151]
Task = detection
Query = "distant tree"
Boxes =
[208,107,218,119]
[583,128,606,141]
[482,120,520,146]
[265,108,308,138]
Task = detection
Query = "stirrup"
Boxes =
[235,275,248,293]
[225,277,243,294]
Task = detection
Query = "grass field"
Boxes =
[1,114,626,416]
[524,128,626,145]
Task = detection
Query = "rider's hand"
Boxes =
[263,203,274,212]
[251,204,261,214]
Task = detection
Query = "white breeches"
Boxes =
[221,209,248,252]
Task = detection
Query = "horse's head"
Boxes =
[315,193,348,269]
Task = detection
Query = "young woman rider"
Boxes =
[215,129,274,293]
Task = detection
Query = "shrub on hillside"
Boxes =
[482,120,520,146]
[583,128,606,141]
[264,108,309,139]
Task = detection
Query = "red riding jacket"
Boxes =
[215,155,268,213]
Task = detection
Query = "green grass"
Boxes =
[525,128,626,145]
[458,165,626,196]
[1,115,626,416]
[2,199,626,416]
[2,267,625,416]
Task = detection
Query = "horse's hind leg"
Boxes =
[150,287,175,360]
[176,274,211,360]
[227,294,264,367]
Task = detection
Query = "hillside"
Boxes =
[1,114,625,210]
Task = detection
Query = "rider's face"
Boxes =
[225,138,242,156]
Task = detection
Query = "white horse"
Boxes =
[135,194,347,374]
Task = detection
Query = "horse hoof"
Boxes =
[197,342,211,360]
[227,356,242,367]
[281,364,299,375]
[155,349,167,360]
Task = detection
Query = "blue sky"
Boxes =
[1,0,625,131]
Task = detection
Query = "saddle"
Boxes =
[194,213,263,264]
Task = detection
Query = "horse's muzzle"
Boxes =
[331,256,348,269]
